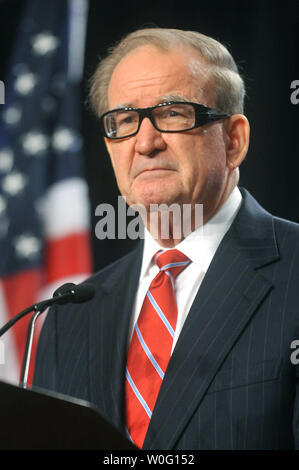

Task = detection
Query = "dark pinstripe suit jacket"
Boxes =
[33,188,299,449]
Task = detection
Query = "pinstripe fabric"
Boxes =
[33,188,299,450]
[125,250,190,448]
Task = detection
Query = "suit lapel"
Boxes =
[143,188,280,449]
[88,243,143,430]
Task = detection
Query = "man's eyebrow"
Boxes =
[110,103,132,110]
[108,95,190,112]
[159,94,189,103]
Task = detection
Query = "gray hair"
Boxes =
[89,28,245,117]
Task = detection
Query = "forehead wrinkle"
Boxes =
[108,49,212,110]
[126,80,173,92]
[126,73,175,85]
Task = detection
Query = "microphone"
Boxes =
[0,282,95,389]
[19,282,95,389]
[0,282,96,338]
[53,282,96,305]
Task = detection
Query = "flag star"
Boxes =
[0,148,14,172]
[14,71,37,95]
[22,131,49,155]
[2,171,27,196]
[52,127,82,152]
[14,233,41,260]
[31,32,59,55]
[2,104,22,125]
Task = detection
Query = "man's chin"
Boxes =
[129,194,180,211]
[129,183,180,207]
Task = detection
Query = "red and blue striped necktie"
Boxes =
[125,249,191,448]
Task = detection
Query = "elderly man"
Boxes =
[33,28,299,450]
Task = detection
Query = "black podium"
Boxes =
[0,380,136,450]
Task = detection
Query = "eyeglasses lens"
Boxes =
[104,103,196,138]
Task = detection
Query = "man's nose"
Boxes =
[134,117,166,156]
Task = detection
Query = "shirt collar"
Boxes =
[140,186,242,278]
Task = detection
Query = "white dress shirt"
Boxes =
[128,186,243,353]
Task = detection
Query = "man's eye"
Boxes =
[121,116,134,124]
[163,108,190,120]
[161,109,181,118]
[168,110,180,117]
[117,114,136,126]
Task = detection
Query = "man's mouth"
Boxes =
[137,168,174,177]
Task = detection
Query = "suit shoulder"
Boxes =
[273,215,299,242]
[272,216,299,272]
[87,243,142,285]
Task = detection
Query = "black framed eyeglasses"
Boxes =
[100,101,230,140]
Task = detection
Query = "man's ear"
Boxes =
[104,137,112,157]
[104,137,117,173]
[224,114,250,170]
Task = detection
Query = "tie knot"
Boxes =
[153,249,190,279]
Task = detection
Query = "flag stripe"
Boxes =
[45,232,92,284]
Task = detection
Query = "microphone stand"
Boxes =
[19,306,47,389]
[0,283,95,389]
[0,304,38,338]
[0,291,74,390]
[0,291,74,338]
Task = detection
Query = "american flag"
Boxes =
[0,0,92,385]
